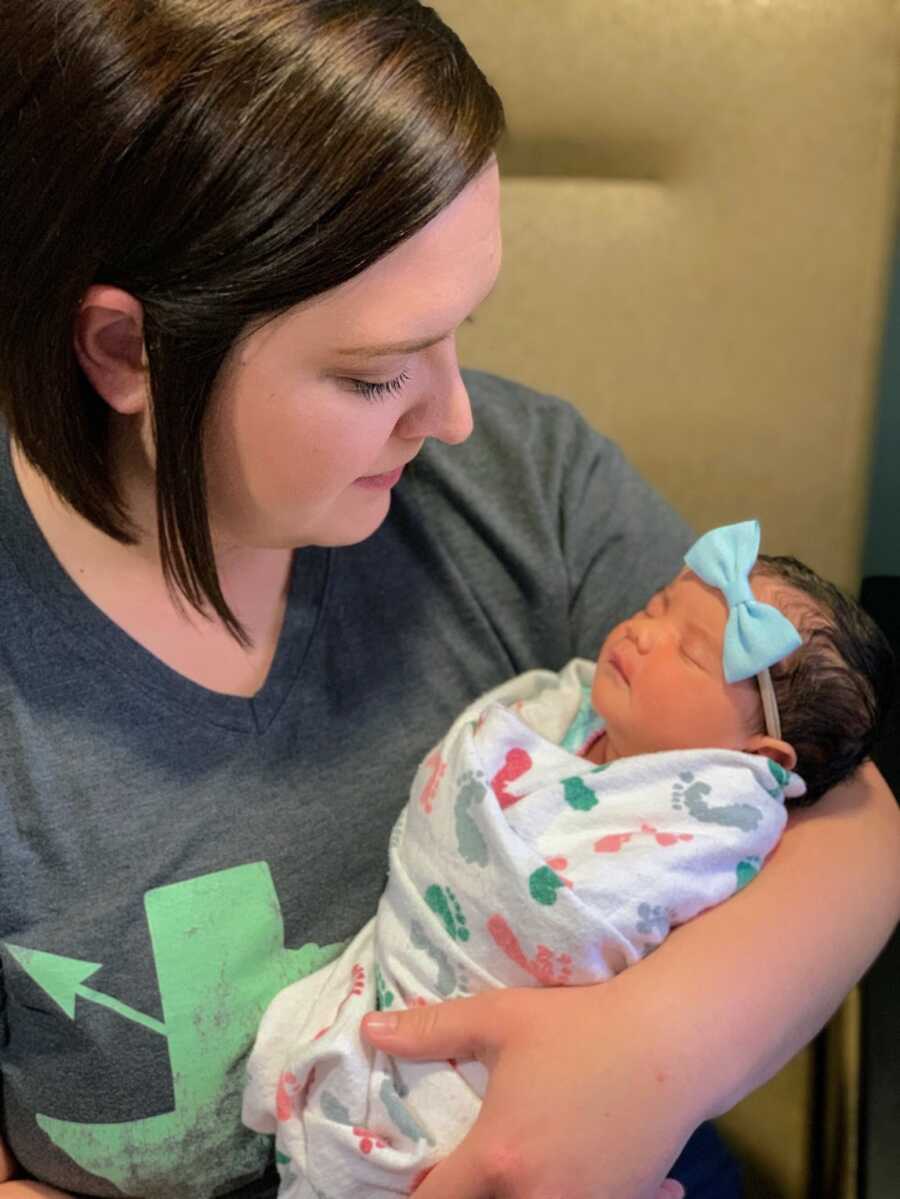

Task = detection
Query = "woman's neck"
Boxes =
[11,441,293,695]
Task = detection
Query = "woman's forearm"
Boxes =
[0,1187,70,1197]
[612,760,900,1121]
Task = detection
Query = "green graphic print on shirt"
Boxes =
[4,862,344,1198]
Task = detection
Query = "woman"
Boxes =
[0,3,896,1197]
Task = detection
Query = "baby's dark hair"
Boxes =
[752,555,895,804]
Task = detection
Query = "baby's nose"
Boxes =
[631,616,655,653]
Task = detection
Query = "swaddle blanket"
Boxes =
[243,660,803,1198]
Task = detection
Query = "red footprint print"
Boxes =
[487,914,573,985]
[313,963,366,1040]
[275,1066,316,1121]
[641,821,693,847]
[594,831,634,853]
[546,856,574,887]
[275,1071,299,1122]
[491,747,533,809]
[418,748,447,814]
[353,1126,391,1155]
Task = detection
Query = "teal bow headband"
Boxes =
[684,520,802,685]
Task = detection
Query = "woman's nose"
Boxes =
[432,368,474,445]
[396,340,474,445]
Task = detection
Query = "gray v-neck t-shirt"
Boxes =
[0,369,690,1197]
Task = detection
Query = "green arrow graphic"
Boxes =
[5,944,166,1035]
[9,861,345,1199]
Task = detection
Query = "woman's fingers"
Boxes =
[362,992,504,1063]
[363,988,692,1199]
[658,1182,686,1199]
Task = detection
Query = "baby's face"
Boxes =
[592,568,768,759]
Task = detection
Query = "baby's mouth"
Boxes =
[607,648,630,685]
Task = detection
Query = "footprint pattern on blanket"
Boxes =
[417,747,447,815]
[486,914,573,985]
[275,1149,300,1192]
[635,902,669,939]
[425,884,470,942]
[455,770,490,866]
[491,746,533,809]
[276,1067,318,1123]
[410,918,470,998]
[765,758,791,797]
[374,962,394,1010]
[379,1076,436,1147]
[528,864,568,907]
[562,775,599,811]
[319,1092,397,1157]
[736,856,761,890]
[671,771,763,832]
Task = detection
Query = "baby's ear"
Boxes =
[746,734,797,772]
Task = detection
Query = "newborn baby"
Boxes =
[242,521,893,1198]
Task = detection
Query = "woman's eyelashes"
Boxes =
[347,370,411,400]
[343,313,478,399]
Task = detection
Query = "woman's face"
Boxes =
[203,159,502,551]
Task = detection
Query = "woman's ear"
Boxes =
[746,734,798,772]
[74,285,149,415]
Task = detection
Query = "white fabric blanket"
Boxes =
[243,660,802,1198]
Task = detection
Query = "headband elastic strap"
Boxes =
[756,667,782,740]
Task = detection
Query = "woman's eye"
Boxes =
[347,371,410,399]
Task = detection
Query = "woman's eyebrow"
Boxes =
[334,327,462,360]
[334,279,499,359]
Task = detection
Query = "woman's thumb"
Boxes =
[361,994,494,1060]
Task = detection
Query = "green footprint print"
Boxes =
[562,775,599,812]
[765,758,791,797]
[736,857,761,890]
[528,865,566,907]
[275,1149,298,1192]
[374,962,394,1010]
[425,885,470,942]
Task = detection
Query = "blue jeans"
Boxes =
[668,1121,744,1198]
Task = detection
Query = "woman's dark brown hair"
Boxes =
[0,0,505,640]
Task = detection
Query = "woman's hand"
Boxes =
[363,984,693,1199]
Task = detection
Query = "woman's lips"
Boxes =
[354,466,405,490]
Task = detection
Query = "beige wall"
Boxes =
[441,0,899,592]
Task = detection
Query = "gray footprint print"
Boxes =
[455,770,489,866]
[672,771,762,831]
[410,918,469,998]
